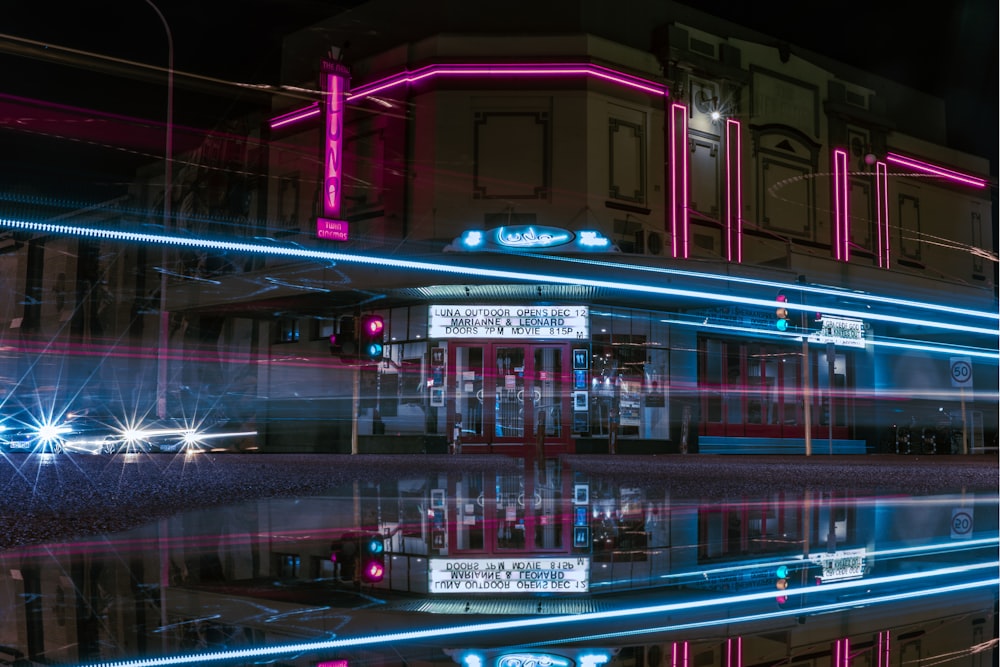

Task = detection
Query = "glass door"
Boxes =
[452,343,570,448]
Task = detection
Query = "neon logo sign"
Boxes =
[449,226,613,253]
[317,60,350,241]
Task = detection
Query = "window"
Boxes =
[699,336,852,440]
[276,318,299,343]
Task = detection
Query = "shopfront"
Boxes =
[429,304,590,457]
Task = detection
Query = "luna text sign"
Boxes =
[428,557,590,593]
[429,305,589,339]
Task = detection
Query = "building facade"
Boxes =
[181,0,994,457]
[1,1,995,460]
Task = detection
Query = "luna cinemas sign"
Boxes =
[429,305,590,340]
[446,225,616,253]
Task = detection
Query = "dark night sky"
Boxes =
[1,0,996,200]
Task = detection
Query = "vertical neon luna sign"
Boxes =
[317,60,351,241]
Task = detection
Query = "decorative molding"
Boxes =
[473,111,550,200]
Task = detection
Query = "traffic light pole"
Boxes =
[803,332,812,457]
[351,367,360,455]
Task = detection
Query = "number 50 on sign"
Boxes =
[950,356,973,388]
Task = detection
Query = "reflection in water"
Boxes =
[0,457,995,666]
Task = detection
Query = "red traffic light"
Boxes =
[363,316,384,336]
[362,559,384,582]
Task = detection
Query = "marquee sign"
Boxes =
[807,316,866,348]
[429,305,589,339]
[429,557,590,593]
[807,547,867,582]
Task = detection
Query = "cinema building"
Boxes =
[133,0,996,463]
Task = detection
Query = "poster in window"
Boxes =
[573,526,590,548]
[620,380,641,426]
[573,348,588,370]
[573,369,588,390]
[573,391,588,412]
[573,484,589,505]
[430,387,445,407]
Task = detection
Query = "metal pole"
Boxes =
[802,338,812,456]
[147,0,174,420]
[144,3,173,647]
[827,343,835,455]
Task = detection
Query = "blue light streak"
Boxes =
[539,252,1000,321]
[2,218,996,340]
[77,560,999,667]
[522,577,1000,648]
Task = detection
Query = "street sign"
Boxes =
[951,508,974,539]
[949,357,973,388]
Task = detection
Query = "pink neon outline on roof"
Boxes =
[885,152,986,188]
[270,102,321,129]
[269,62,667,128]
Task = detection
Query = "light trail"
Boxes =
[76,560,1000,667]
[0,218,996,340]
[520,577,1000,648]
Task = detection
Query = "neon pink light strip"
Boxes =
[322,64,348,220]
[269,63,668,128]
[886,152,987,188]
[876,161,890,268]
[670,103,689,259]
[878,630,890,667]
[832,148,850,261]
[671,641,689,667]
[725,637,742,667]
[832,638,850,667]
[725,118,743,262]
[347,62,668,101]
[269,102,321,129]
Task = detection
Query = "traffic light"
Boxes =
[775,564,790,607]
[331,534,357,581]
[330,316,358,362]
[359,533,385,583]
[775,293,790,331]
[358,314,385,361]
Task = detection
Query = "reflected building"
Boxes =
[0,457,995,665]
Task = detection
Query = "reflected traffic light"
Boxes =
[775,564,790,607]
[360,534,385,583]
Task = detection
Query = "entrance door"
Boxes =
[452,343,571,451]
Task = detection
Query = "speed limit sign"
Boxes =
[950,356,973,388]
[951,508,974,539]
